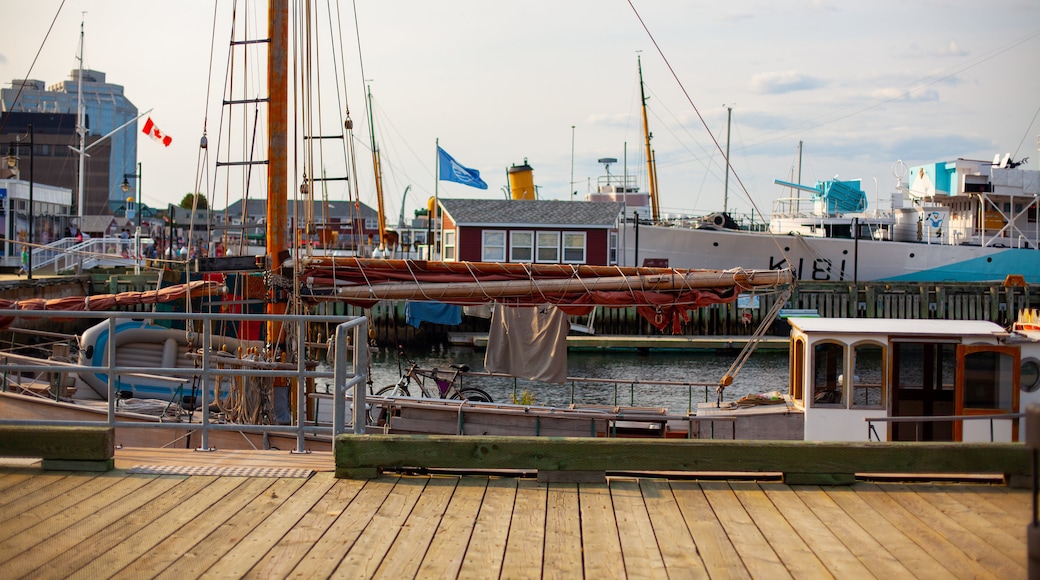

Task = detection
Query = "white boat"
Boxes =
[76,318,263,402]
[620,156,1040,283]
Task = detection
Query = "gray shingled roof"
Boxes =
[222,198,377,220]
[439,198,624,228]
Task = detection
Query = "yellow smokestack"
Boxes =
[507,160,536,200]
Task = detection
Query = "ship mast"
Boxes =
[266,0,289,343]
[638,55,660,222]
[366,84,387,252]
[76,17,85,220]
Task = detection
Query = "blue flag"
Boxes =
[437,146,488,190]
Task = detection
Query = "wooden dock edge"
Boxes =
[0,426,115,471]
[334,435,1030,486]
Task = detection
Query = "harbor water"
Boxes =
[343,347,790,414]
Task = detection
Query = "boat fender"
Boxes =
[161,338,179,369]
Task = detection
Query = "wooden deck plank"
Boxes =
[638,479,708,577]
[337,477,429,577]
[244,477,367,579]
[0,472,154,556]
[204,472,339,578]
[455,477,515,579]
[844,484,998,577]
[670,481,750,579]
[578,482,625,578]
[699,481,790,579]
[374,476,459,578]
[107,477,278,579]
[0,471,78,517]
[162,477,310,577]
[10,475,192,578]
[287,476,400,577]
[0,462,1028,579]
[907,483,1027,563]
[611,479,668,578]
[413,477,487,579]
[729,482,834,579]
[30,475,218,579]
[542,482,584,578]
[500,478,547,578]
[759,483,875,579]
[811,485,945,579]
[861,482,1024,578]
[941,484,1030,542]
[0,469,41,495]
[68,476,247,580]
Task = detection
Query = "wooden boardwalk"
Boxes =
[0,449,1030,578]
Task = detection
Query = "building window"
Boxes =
[510,231,533,262]
[812,342,845,407]
[850,342,885,409]
[1029,206,1037,224]
[482,230,506,262]
[562,232,586,263]
[536,231,560,262]
[443,230,456,261]
[364,218,378,231]
[609,232,618,265]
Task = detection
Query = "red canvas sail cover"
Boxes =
[297,258,757,334]
[0,280,224,329]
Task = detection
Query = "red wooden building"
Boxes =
[437,198,624,265]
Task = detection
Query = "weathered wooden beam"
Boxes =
[334,435,1029,485]
[0,426,115,471]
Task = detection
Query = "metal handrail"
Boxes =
[0,309,367,452]
[865,412,1025,442]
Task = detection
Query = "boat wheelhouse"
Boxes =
[788,317,1039,442]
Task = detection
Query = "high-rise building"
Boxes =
[1,69,138,214]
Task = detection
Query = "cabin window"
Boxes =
[609,232,618,265]
[812,342,845,407]
[1023,359,1040,393]
[443,230,456,261]
[850,342,885,409]
[510,231,533,262]
[536,231,560,262]
[482,230,506,262]
[790,337,805,401]
[562,232,586,263]
[962,350,1015,411]
[1029,206,1037,224]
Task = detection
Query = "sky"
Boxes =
[2,0,1038,224]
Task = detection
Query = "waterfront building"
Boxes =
[1,71,138,214]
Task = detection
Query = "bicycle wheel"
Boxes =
[452,387,493,403]
[375,384,411,397]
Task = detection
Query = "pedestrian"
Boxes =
[18,246,29,276]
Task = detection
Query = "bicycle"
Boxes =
[375,357,493,402]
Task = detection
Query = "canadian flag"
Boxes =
[142,117,172,147]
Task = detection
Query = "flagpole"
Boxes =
[430,138,438,260]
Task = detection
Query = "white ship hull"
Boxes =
[624,223,1040,283]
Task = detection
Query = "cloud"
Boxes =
[868,86,940,102]
[751,70,825,94]
[932,41,968,58]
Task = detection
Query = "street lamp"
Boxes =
[121,162,142,272]
[121,161,142,230]
[6,123,34,279]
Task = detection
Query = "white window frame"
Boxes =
[509,230,534,262]
[482,229,506,262]
[609,231,618,265]
[562,231,586,264]
[536,231,560,263]
[443,229,456,261]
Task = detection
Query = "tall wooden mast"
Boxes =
[266,0,289,343]
[638,55,660,222]
[367,84,387,251]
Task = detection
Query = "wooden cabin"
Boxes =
[787,317,1038,442]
